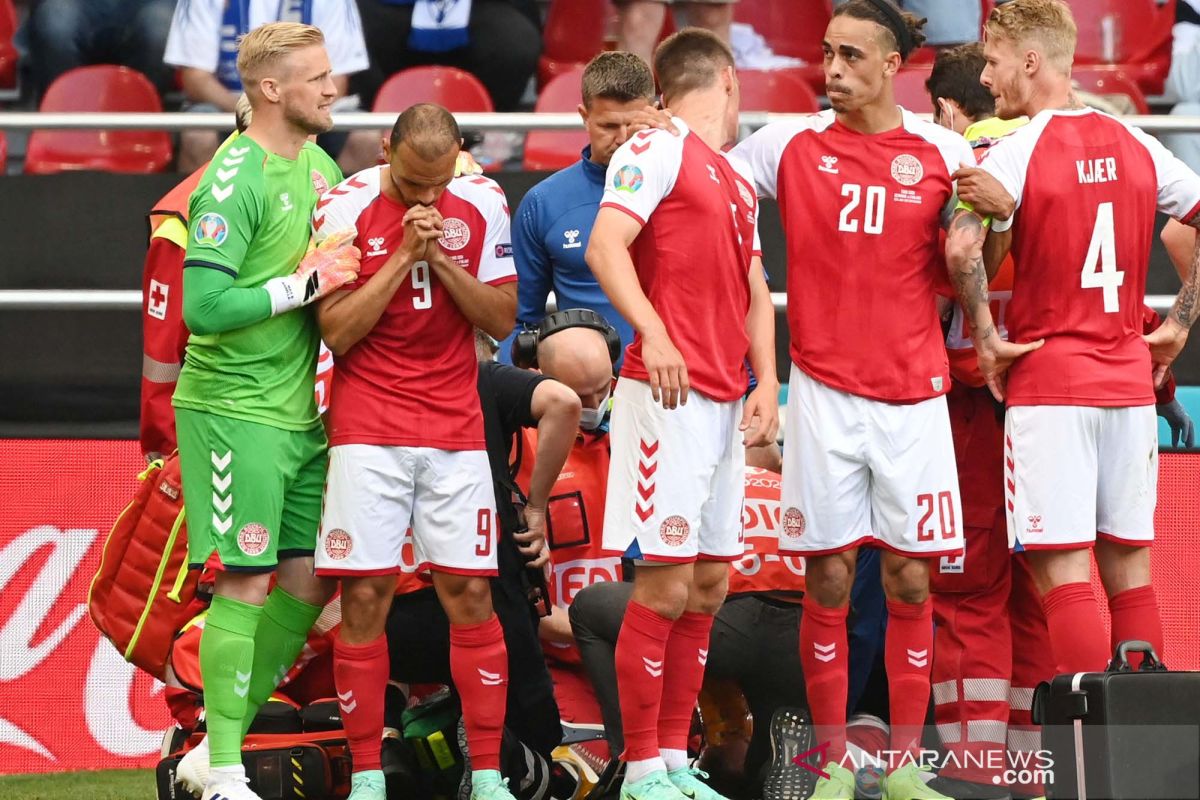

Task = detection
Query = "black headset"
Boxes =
[510,308,623,369]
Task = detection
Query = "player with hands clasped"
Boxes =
[586,28,778,800]
[311,104,521,800]
[945,0,1200,678]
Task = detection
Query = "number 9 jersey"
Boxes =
[311,166,516,449]
[979,107,1200,407]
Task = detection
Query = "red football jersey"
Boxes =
[733,109,974,403]
[600,118,760,402]
[313,167,516,448]
[728,467,806,596]
[979,108,1200,407]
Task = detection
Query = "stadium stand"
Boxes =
[733,0,833,93]
[373,65,496,113]
[737,68,821,113]
[894,64,935,114]
[522,66,588,171]
[24,65,173,174]
[0,130,6,173]
[1073,65,1151,114]
[0,0,16,92]
[537,0,675,89]
[1071,0,1173,95]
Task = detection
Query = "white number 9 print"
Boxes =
[1080,201,1125,313]
[412,260,432,309]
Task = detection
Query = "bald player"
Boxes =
[312,103,520,800]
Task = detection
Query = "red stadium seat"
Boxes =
[25,66,173,174]
[738,69,821,113]
[894,66,934,114]
[734,0,833,94]
[537,0,675,90]
[523,67,588,171]
[1072,66,1151,114]
[1071,0,1173,96]
[0,0,16,90]
[373,65,495,112]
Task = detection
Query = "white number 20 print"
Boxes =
[838,183,886,235]
[412,260,432,309]
[1080,201,1124,313]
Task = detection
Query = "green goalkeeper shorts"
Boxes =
[176,408,328,572]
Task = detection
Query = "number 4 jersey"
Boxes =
[312,167,516,449]
[979,107,1200,407]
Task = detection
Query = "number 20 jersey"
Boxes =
[312,167,516,449]
[732,109,974,404]
[978,108,1200,407]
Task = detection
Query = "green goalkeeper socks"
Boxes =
[239,586,324,738]
[200,594,262,768]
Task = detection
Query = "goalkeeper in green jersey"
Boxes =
[170,22,361,800]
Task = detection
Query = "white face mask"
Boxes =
[579,384,611,431]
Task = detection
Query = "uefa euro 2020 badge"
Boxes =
[613,165,644,194]
[195,212,228,246]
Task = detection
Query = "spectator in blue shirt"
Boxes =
[500,51,655,371]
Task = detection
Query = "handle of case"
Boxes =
[1108,639,1167,672]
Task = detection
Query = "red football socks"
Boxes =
[885,598,934,761]
[615,600,676,762]
[800,596,849,763]
[1042,582,1109,673]
[1108,584,1164,669]
[657,610,715,753]
[449,614,508,772]
[333,634,389,772]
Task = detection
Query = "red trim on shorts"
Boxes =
[780,534,874,558]
[698,552,743,563]
[1015,541,1095,551]
[423,561,500,577]
[599,202,647,227]
[872,540,964,559]
[633,553,699,564]
[314,567,402,577]
[1096,531,1153,547]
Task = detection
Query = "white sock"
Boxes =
[625,757,666,785]
[660,748,688,772]
[207,764,246,785]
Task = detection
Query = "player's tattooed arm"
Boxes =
[946,209,1044,401]
[946,209,994,340]
[1144,215,1200,387]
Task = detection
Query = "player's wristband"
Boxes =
[954,199,993,230]
[263,274,310,316]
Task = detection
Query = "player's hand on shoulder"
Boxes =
[629,104,679,137]
[1144,316,1190,389]
[454,150,483,177]
[641,327,689,410]
[953,163,1015,221]
[264,229,362,315]
[740,382,780,448]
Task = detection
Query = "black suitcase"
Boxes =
[1033,641,1200,800]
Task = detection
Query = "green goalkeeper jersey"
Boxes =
[173,136,342,431]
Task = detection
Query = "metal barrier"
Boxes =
[0,289,1181,314]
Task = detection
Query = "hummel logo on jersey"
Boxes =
[643,657,664,678]
[233,670,251,698]
[813,642,836,663]
[338,689,357,714]
[478,667,505,686]
[706,164,720,184]
[302,271,320,303]
[280,192,293,211]
[563,229,581,249]
[366,236,388,257]
[819,155,839,174]
[698,648,709,667]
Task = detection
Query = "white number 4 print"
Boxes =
[1081,201,1124,313]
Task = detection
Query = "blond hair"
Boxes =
[234,93,253,132]
[236,22,325,88]
[986,0,1076,74]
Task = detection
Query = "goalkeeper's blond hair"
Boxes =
[985,0,1076,75]
[237,22,326,91]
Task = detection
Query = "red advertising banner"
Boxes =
[0,440,1198,775]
